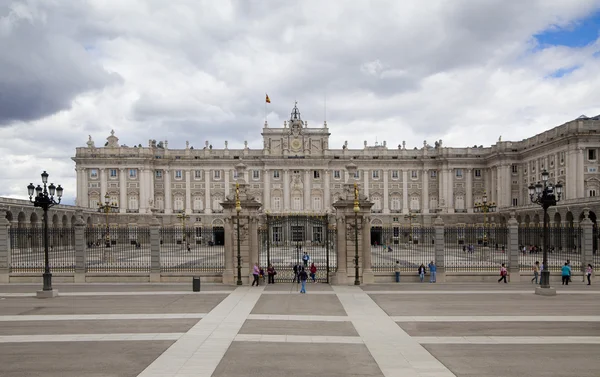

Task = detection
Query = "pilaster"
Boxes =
[119,168,127,214]
[383,170,389,214]
[402,170,408,214]
[0,206,10,283]
[204,169,212,214]
[73,211,86,283]
[422,169,429,214]
[434,216,445,281]
[164,169,172,214]
[507,213,520,281]
[185,170,192,215]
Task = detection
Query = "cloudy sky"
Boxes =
[1,0,600,205]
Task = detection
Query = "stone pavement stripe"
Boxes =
[414,336,600,344]
[333,286,456,377]
[234,334,363,343]
[367,290,600,295]
[246,314,350,321]
[392,315,600,322]
[0,291,232,298]
[0,333,184,343]
[137,286,263,377]
[261,291,336,295]
[0,314,206,321]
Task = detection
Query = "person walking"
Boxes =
[302,252,310,267]
[428,261,437,283]
[586,264,593,285]
[251,262,260,286]
[309,263,317,283]
[561,262,571,285]
[394,261,401,283]
[418,264,426,283]
[299,267,308,293]
[498,263,508,283]
[532,261,540,284]
[267,264,276,284]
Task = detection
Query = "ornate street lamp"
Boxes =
[529,170,563,289]
[474,191,496,246]
[354,183,360,286]
[235,183,243,286]
[98,193,119,248]
[27,171,63,292]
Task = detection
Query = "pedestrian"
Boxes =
[267,264,276,284]
[302,252,310,267]
[532,261,540,284]
[394,261,401,283]
[251,262,260,286]
[259,266,265,284]
[566,259,572,283]
[498,263,508,283]
[293,263,299,283]
[428,261,437,283]
[418,264,426,283]
[561,262,571,285]
[299,267,308,293]
[310,263,317,283]
[586,264,593,286]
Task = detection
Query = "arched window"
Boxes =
[455,195,465,211]
[193,197,203,211]
[372,196,382,211]
[128,195,139,210]
[155,196,164,210]
[174,196,184,211]
[272,197,282,211]
[391,196,401,211]
[410,195,420,211]
[312,196,322,211]
[292,196,302,211]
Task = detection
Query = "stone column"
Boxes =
[507,214,520,281]
[0,207,10,283]
[74,211,86,283]
[577,148,585,198]
[362,214,374,283]
[324,170,331,211]
[363,170,369,198]
[304,170,311,211]
[383,170,389,214]
[164,169,172,214]
[75,168,83,207]
[224,168,230,198]
[434,216,445,282]
[466,168,473,213]
[138,168,147,214]
[185,170,192,215]
[119,168,127,213]
[222,217,234,284]
[149,215,161,282]
[204,169,212,214]
[581,209,593,274]
[402,170,408,214]
[422,169,429,214]
[263,169,270,211]
[447,168,454,214]
[283,169,290,210]
[100,168,107,200]
[334,214,347,284]
[439,168,445,212]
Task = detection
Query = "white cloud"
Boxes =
[1,0,600,201]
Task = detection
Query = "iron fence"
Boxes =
[85,226,151,272]
[518,225,582,272]
[371,226,435,272]
[259,215,336,282]
[159,226,225,272]
[9,227,75,273]
[444,226,509,272]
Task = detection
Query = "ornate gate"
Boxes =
[258,214,336,283]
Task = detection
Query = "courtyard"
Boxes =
[0,281,598,376]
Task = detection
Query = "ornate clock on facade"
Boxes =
[291,138,302,151]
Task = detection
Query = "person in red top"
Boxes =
[309,263,317,283]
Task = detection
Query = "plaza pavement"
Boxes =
[0,282,599,376]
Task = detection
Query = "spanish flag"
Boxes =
[265,94,271,103]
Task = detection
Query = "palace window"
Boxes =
[589,149,597,161]
[292,196,302,211]
[474,169,481,177]
[175,170,182,179]
[391,170,399,179]
[411,171,418,179]
[333,170,341,179]
[372,170,380,179]
[512,198,518,206]
[90,169,98,178]
[391,197,401,211]
[214,170,221,179]
[314,170,320,179]
[313,196,322,211]
[109,169,117,178]
[590,189,597,197]
[430,170,437,178]
[155,170,162,178]
[273,170,280,179]
[128,195,139,210]
[194,170,202,179]
[273,197,281,211]
[455,169,463,178]
[129,169,137,178]
[253,170,260,179]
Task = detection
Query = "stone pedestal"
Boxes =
[36,289,59,298]
[535,287,557,296]
[222,269,234,285]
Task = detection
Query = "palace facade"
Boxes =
[72,104,600,227]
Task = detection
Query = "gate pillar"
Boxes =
[332,181,373,285]
[221,182,262,285]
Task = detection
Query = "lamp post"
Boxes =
[177,211,190,249]
[353,183,360,286]
[528,170,563,289]
[97,193,119,248]
[235,183,242,286]
[474,191,496,246]
[27,171,63,292]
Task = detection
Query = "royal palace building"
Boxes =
[72,104,600,227]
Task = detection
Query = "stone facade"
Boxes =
[70,105,600,227]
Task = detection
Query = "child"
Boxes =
[498,263,508,283]
[418,264,426,283]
